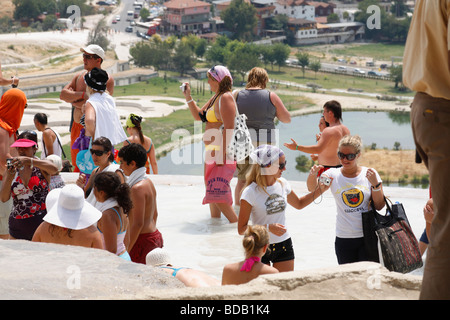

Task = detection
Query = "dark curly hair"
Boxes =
[118,143,147,168]
[93,172,133,214]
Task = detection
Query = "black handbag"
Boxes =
[362,197,423,273]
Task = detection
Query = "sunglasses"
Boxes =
[90,149,107,156]
[279,161,287,170]
[337,151,358,161]
[208,66,219,80]
[83,53,99,60]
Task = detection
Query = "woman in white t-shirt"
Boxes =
[238,145,329,272]
[308,135,385,265]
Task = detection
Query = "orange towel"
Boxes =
[0,88,27,136]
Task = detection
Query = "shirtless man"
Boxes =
[284,100,350,190]
[59,45,114,172]
[118,143,163,264]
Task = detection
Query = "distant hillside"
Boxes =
[0,0,14,19]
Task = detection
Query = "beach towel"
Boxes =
[126,167,147,187]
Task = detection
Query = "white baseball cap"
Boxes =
[80,44,105,60]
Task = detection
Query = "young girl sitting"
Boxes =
[222,225,278,285]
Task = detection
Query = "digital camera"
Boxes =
[180,83,186,92]
[319,175,331,186]
[6,158,13,170]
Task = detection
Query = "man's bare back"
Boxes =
[128,178,158,248]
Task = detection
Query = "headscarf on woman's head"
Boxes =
[250,144,284,168]
[0,88,27,136]
[126,113,142,128]
[208,65,233,84]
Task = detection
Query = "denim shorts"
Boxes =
[262,237,295,265]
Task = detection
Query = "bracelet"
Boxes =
[372,187,381,192]
[186,99,194,104]
[371,182,381,189]
[296,145,299,150]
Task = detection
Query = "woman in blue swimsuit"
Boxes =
[93,171,133,260]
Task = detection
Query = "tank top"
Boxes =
[10,167,49,219]
[236,89,276,144]
[98,207,127,256]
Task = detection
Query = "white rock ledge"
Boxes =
[0,239,421,300]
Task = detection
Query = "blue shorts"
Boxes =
[420,229,429,244]
[262,238,295,265]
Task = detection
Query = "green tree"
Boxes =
[327,13,340,23]
[13,0,40,20]
[309,60,321,79]
[205,35,230,64]
[272,43,290,71]
[140,8,150,21]
[172,42,196,76]
[226,43,260,82]
[390,64,403,89]
[296,51,309,78]
[87,19,110,52]
[221,0,257,41]
[195,38,208,58]
[130,41,153,67]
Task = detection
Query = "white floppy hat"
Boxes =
[46,154,62,172]
[80,44,105,60]
[146,248,171,266]
[44,185,102,230]
[46,188,62,211]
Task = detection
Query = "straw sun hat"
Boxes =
[43,185,101,230]
[146,248,171,266]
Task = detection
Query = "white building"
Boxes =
[274,0,315,21]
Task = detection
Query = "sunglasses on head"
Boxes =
[90,149,107,156]
[83,53,99,60]
[279,161,287,170]
[337,151,358,161]
[208,66,219,78]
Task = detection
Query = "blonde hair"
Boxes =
[243,225,269,258]
[339,135,363,154]
[246,67,269,89]
[244,164,269,194]
[86,86,109,95]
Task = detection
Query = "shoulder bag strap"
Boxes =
[45,128,66,159]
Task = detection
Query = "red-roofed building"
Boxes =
[307,1,336,17]
[163,0,211,34]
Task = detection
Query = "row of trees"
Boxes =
[12,0,94,21]
[130,34,292,79]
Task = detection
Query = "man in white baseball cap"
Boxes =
[80,44,105,61]
[60,44,114,173]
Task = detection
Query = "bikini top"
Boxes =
[199,94,226,123]
[206,106,219,123]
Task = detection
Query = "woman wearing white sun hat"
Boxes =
[32,185,103,249]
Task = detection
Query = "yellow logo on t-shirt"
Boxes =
[342,188,364,208]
